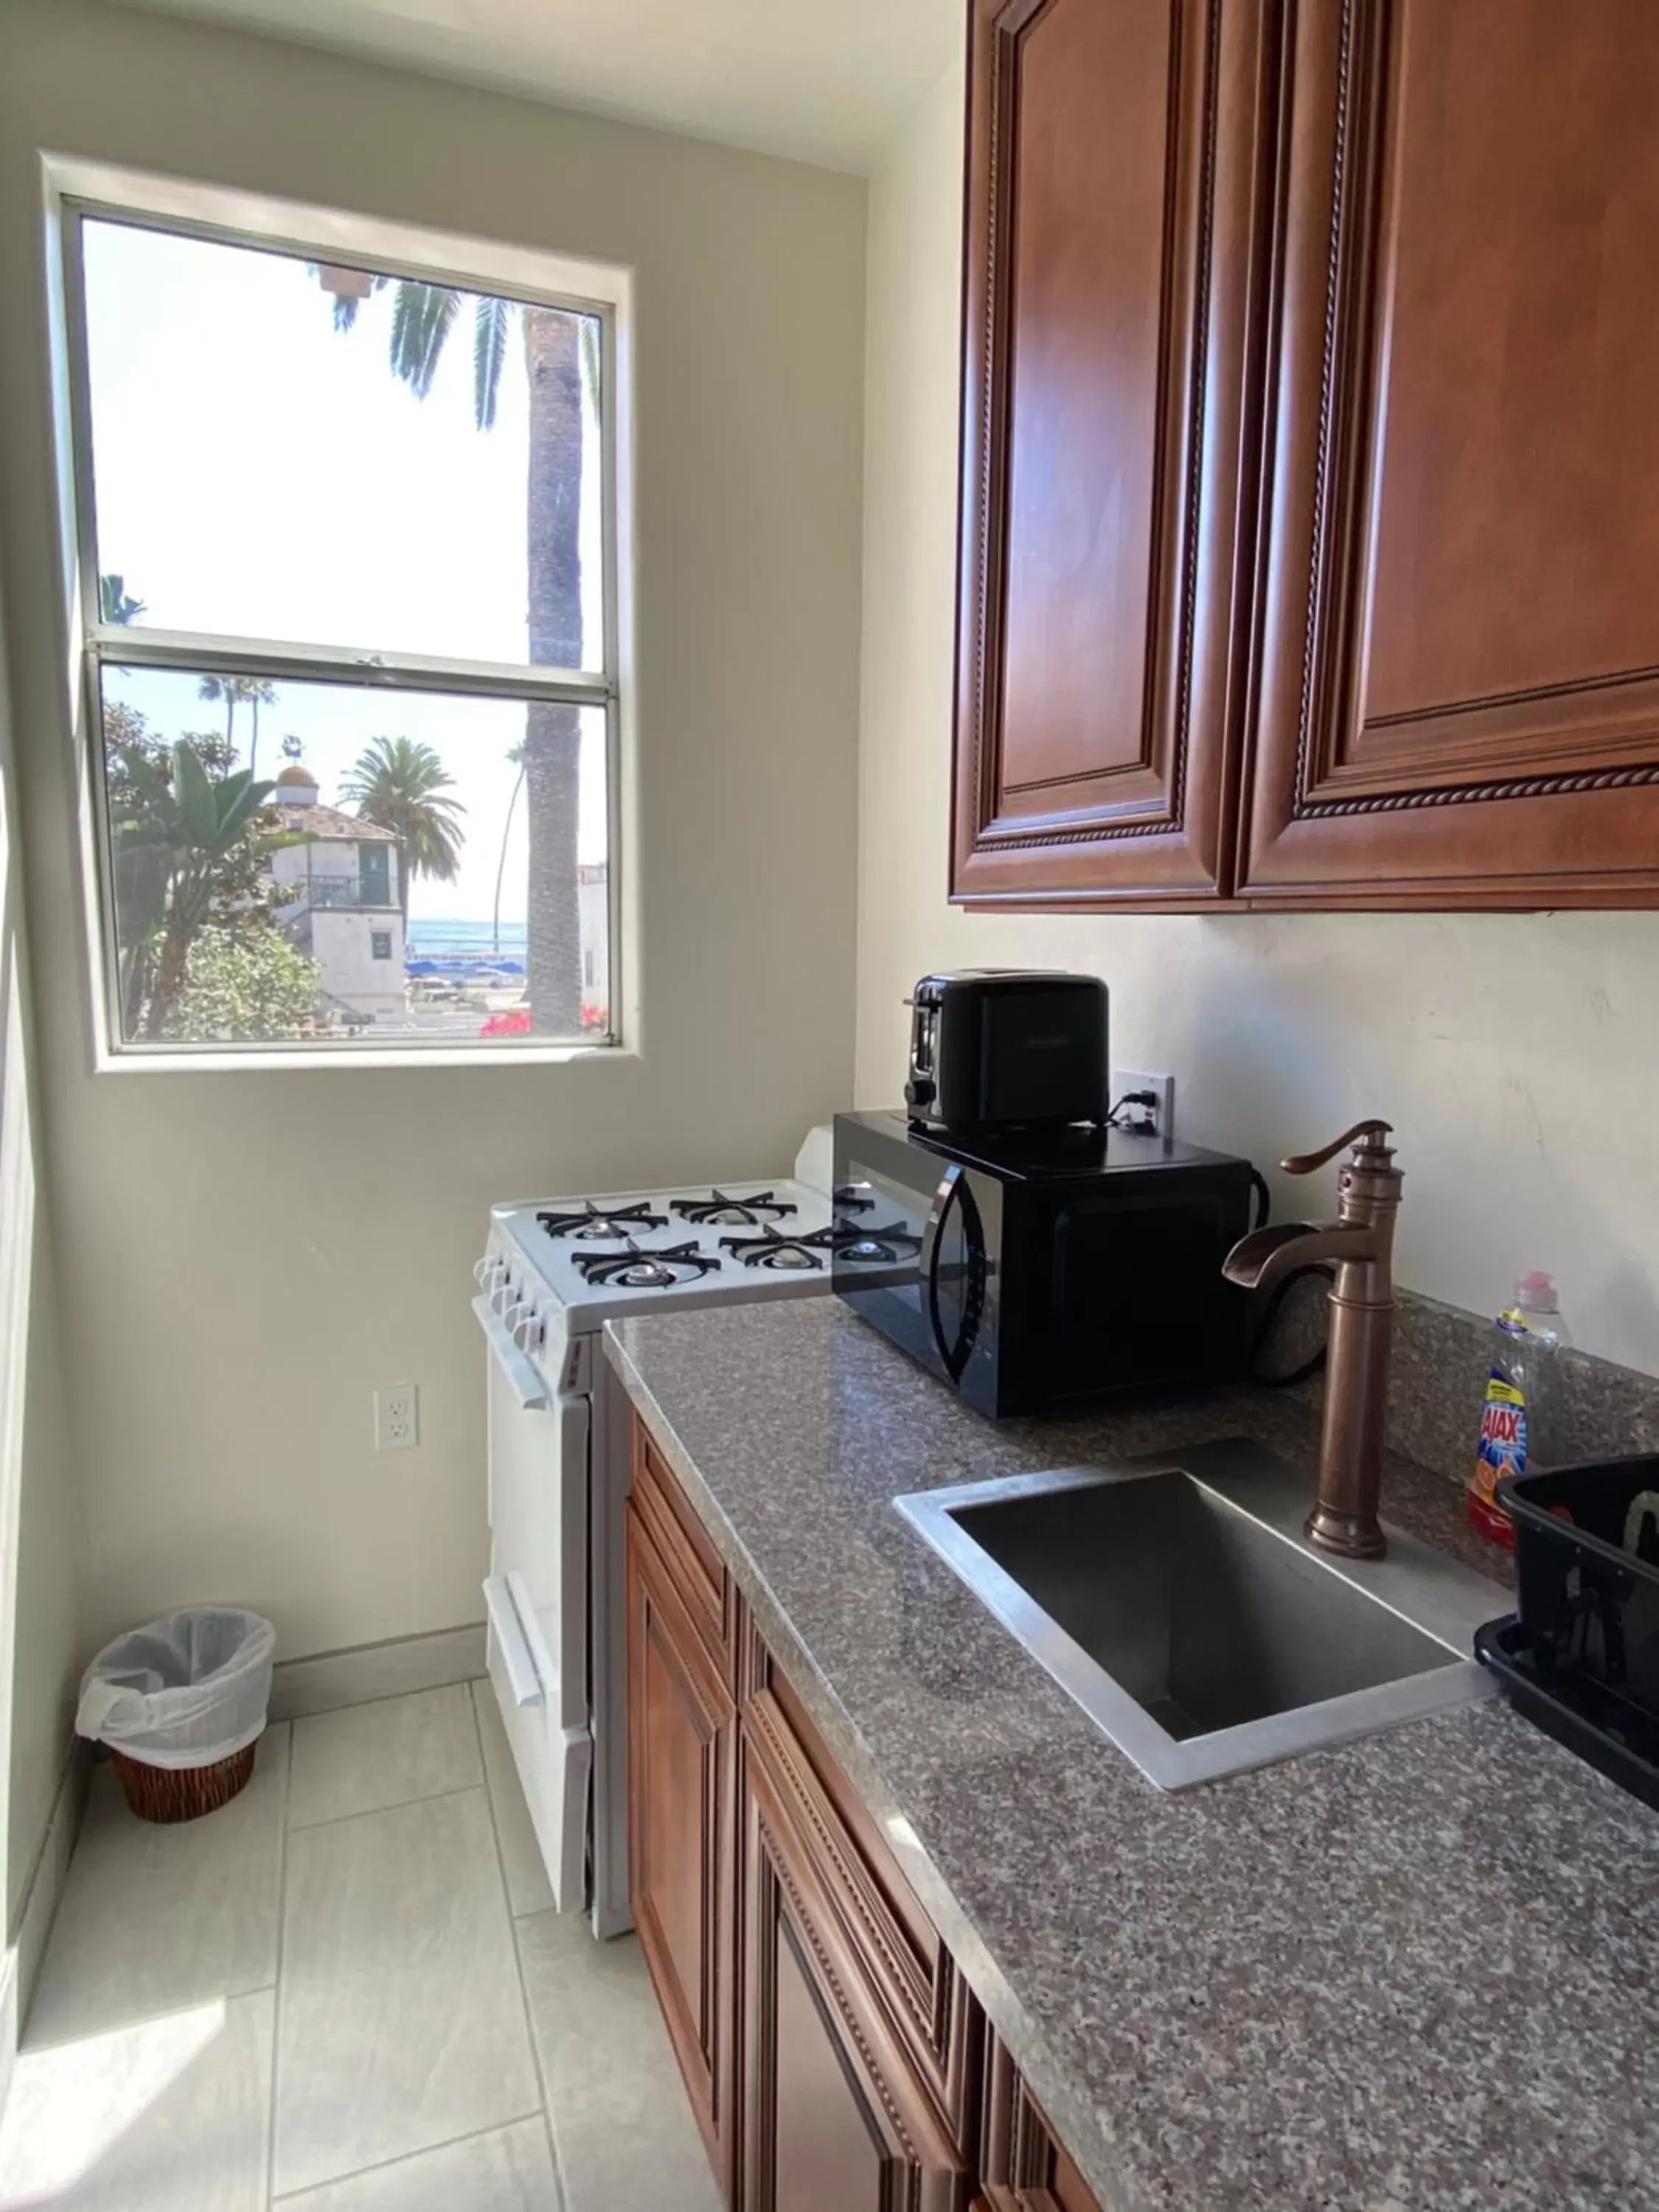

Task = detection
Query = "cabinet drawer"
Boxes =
[631,1416,731,1666]
[742,1638,978,2148]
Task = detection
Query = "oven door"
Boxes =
[476,1295,591,1913]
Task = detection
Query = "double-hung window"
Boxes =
[54,166,626,1060]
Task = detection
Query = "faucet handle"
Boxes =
[1281,1119,1394,1176]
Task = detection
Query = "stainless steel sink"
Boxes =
[894,1439,1498,1788]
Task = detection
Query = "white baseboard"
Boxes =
[268,1622,486,1722]
[3,1742,92,2089]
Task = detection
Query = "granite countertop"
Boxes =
[605,1298,1659,2212]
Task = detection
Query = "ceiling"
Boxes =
[108,0,960,173]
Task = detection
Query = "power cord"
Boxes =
[1105,1090,1160,1134]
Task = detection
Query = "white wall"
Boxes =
[858,53,1659,1380]
[0,585,83,1932]
[0,0,865,1659]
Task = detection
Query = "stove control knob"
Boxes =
[512,1307,543,1352]
[492,1278,518,1316]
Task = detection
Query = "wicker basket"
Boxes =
[110,1741,257,1824]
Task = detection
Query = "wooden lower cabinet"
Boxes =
[975,2032,1103,2212]
[738,1705,970,2210]
[626,1410,1101,2212]
[625,1498,737,2191]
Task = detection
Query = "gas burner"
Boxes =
[834,1186,875,1213]
[720,1225,836,1273]
[538,1200,669,1242]
[571,1238,724,1289]
[672,1188,799,1228]
[832,1222,923,1265]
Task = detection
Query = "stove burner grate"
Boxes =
[571,1238,724,1289]
[539,1200,669,1241]
[672,1188,799,1228]
[720,1225,837,1273]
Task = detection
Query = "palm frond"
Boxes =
[473,295,511,431]
[389,282,459,400]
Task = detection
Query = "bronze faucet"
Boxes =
[1222,1121,1402,1559]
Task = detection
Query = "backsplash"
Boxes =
[1388,1289,1659,1486]
[1272,1283,1659,1489]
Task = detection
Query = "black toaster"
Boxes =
[903,970,1109,1131]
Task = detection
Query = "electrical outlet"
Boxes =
[1110,1068,1176,1141]
[375,1382,420,1452]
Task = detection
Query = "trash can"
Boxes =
[76,1609,276,1824]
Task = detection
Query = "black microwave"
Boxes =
[832,1111,1255,1419]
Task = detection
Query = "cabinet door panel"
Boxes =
[626,1503,734,2189]
[739,1707,969,2212]
[978,2032,1105,2212]
[1244,0,1659,904]
[954,0,1267,904]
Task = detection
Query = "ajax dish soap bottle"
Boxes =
[1467,1272,1571,1546]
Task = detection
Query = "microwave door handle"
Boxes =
[922,1165,973,1381]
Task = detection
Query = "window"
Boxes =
[358,846,392,910]
[59,178,624,1058]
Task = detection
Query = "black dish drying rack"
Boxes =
[1477,1453,1659,1809]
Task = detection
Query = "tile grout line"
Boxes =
[285,1774,487,1838]
[265,1722,296,2212]
[269,2106,546,2206]
[470,1683,569,2211]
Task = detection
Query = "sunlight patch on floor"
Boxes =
[0,2000,226,2207]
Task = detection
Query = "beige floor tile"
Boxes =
[24,1728,289,2051]
[516,1913,721,2212]
[471,1683,555,1918]
[0,1989,272,2212]
[287,1686,481,1829]
[276,2117,559,2209]
[274,1787,539,2197]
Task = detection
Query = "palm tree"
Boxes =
[112,739,279,1035]
[198,675,279,776]
[339,736,467,925]
[99,573,146,625]
[321,267,596,1035]
[493,742,526,956]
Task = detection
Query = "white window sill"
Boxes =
[91,1040,635,1076]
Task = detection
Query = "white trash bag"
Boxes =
[76,1609,276,1770]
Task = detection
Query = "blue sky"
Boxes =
[83,217,609,922]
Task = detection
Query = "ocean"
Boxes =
[406,919,527,958]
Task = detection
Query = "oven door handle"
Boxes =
[473,1295,550,1411]
[921,1164,975,1382]
[484,1573,544,1708]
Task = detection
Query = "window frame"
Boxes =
[43,156,636,1072]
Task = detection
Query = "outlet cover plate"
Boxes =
[375,1382,420,1451]
[1110,1069,1175,1141]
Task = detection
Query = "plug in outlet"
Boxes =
[375,1382,420,1452]
[1110,1068,1175,1141]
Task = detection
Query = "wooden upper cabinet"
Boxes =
[1244,0,1659,905]
[953,0,1269,905]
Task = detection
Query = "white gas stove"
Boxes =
[473,1132,840,1938]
